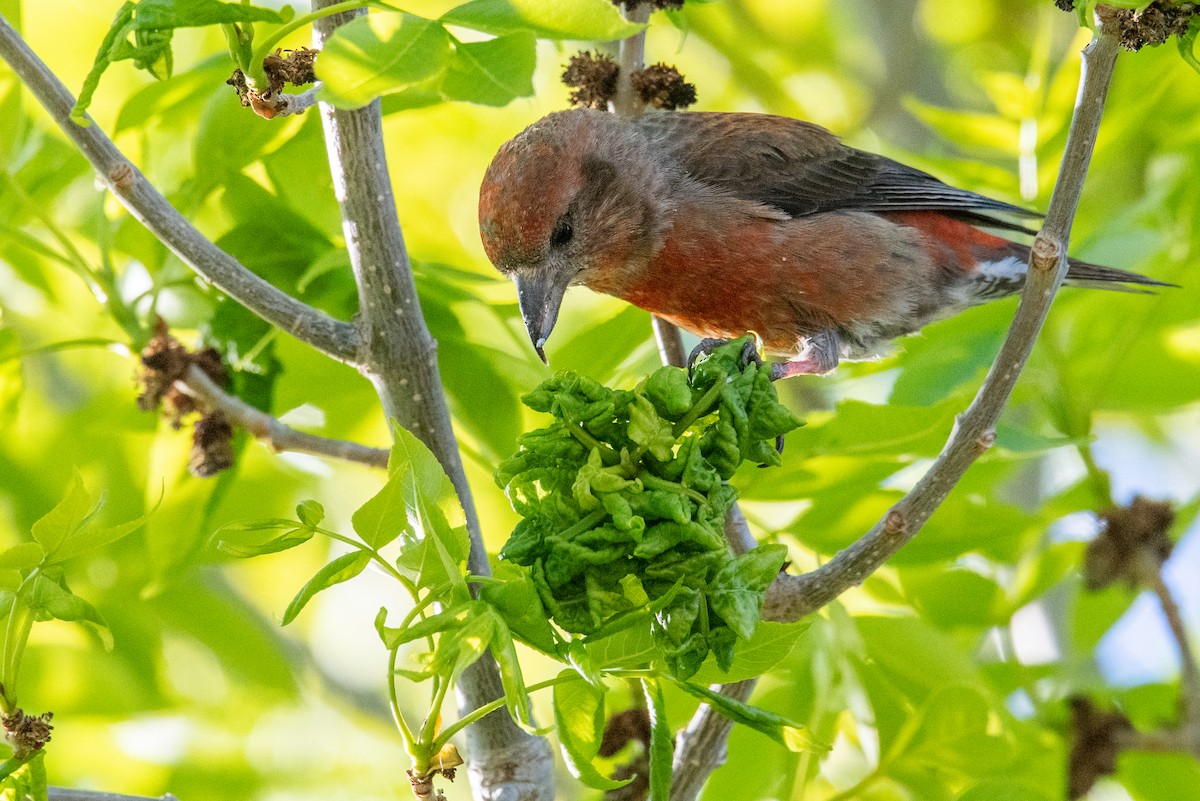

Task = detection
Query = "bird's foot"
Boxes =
[769,359,832,380]
[687,338,784,458]
[686,337,762,378]
[769,330,840,380]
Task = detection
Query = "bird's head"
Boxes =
[479,109,670,362]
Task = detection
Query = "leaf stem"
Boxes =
[431,674,562,750]
[0,572,39,713]
[555,509,609,542]
[420,672,452,745]
[387,646,418,756]
[245,0,374,87]
[314,527,415,592]
[672,373,726,439]
[566,422,622,466]
[640,471,709,507]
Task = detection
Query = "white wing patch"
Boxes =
[948,254,1028,307]
[978,255,1028,284]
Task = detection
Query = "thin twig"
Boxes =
[651,316,687,368]
[275,85,322,116]
[1117,726,1194,754]
[613,3,651,117]
[175,364,388,468]
[1137,553,1200,734]
[0,15,359,365]
[764,23,1122,623]
[48,790,178,801]
[310,4,552,799]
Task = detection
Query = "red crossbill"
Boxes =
[478,109,1168,377]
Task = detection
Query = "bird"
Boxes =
[477,108,1171,378]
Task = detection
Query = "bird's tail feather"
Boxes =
[1001,243,1177,292]
[1063,257,1178,291]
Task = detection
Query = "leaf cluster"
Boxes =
[71,0,291,122]
[495,338,800,679]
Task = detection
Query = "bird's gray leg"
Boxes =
[769,329,840,380]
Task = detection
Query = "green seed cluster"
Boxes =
[495,338,801,679]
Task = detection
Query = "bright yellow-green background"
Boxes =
[2,1,1199,799]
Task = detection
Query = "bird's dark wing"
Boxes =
[635,111,1040,231]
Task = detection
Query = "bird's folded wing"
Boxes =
[638,111,1040,232]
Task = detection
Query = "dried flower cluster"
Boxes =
[562,52,697,111]
[137,318,234,477]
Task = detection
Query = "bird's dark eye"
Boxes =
[550,215,573,248]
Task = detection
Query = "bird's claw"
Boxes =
[687,337,764,379]
[686,337,728,378]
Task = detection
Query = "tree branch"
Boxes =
[309,4,552,800]
[175,364,388,468]
[764,22,1122,623]
[670,679,755,801]
[0,15,359,365]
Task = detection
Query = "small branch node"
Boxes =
[883,508,909,538]
[975,430,997,455]
[1031,234,1063,272]
[108,161,135,191]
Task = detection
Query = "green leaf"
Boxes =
[395,523,471,605]
[957,782,1051,801]
[585,617,658,669]
[217,532,314,558]
[0,543,45,571]
[317,12,453,109]
[429,605,495,684]
[1179,16,1200,75]
[673,680,825,753]
[376,603,473,649]
[0,572,21,594]
[296,500,325,528]
[441,0,644,40]
[30,574,113,650]
[24,752,47,799]
[281,550,371,625]
[904,97,1021,156]
[480,563,557,654]
[708,544,787,641]
[484,606,539,732]
[643,678,673,801]
[71,0,288,122]
[214,517,300,533]
[786,397,960,458]
[441,33,535,107]
[351,469,412,550]
[383,424,471,601]
[628,395,676,462]
[30,468,94,556]
[689,619,811,684]
[130,0,287,28]
[50,499,157,564]
[888,685,1012,773]
[554,672,632,790]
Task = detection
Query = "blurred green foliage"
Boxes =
[0,0,1198,799]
